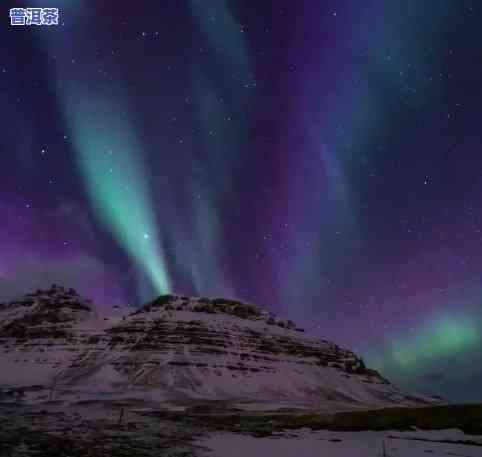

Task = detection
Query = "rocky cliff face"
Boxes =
[0,288,432,411]
[1,285,94,339]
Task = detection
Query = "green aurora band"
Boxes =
[37,0,253,298]
[33,0,171,296]
[67,91,171,295]
[366,309,481,379]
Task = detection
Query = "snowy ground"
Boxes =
[1,402,482,457]
[198,429,482,457]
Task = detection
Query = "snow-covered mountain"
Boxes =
[0,286,434,411]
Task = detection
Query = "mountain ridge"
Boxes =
[0,285,437,411]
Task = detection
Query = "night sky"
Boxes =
[2,1,482,402]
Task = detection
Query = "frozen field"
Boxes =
[1,402,482,456]
[200,429,482,457]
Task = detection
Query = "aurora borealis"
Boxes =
[1,1,482,402]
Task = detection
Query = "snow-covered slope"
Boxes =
[0,288,434,410]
